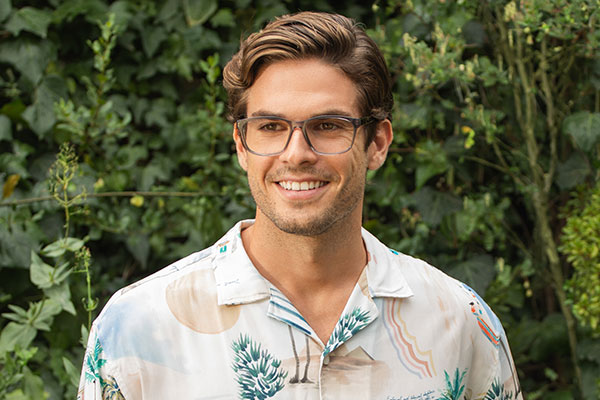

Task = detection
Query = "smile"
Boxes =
[278,181,327,191]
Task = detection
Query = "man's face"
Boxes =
[234,58,388,236]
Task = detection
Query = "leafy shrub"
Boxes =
[0,0,598,398]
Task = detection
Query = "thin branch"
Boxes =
[0,191,223,208]
[539,38,559,194]
[463,155,509,173]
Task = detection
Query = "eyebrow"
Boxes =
[249,109,356,119]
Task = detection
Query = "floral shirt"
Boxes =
[78,220,522,400]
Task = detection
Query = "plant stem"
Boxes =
[84,252,93,330]
[539,38,558,194]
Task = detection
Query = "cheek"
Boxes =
[346,152,369,176]
[244,158,270,183]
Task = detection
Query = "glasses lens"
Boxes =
[238,116,358,155]
[241,118,290,155]
[305,116,355,154]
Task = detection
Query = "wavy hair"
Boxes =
[222,11,393,145]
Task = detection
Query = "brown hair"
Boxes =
[222,11,393,145]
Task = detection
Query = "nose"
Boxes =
[279,126,318,164]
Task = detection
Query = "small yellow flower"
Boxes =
[94,178,105,191]
[130,195,144,207]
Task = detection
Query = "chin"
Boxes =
[269,213,341,237]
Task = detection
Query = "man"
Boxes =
[78,11,522,400]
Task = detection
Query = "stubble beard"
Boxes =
[248,169,366,237]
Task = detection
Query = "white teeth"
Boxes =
[279,181,325,191]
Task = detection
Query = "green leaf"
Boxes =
[41,237,84,258]
[141,163,170,191]
[30,251,55,289]
[412,187,462,226]
[577,338,600,363]
[108,1,133,31]
[415,162,447,189]
[140,25,167,58]
[448,254,496,294]
[0,0,11,22]
[210,9,235,28]
[45,282,76,315]
[0,39,55,86]
[414,140,449,189]
[22,368,46,400]
[3,304,28,323]
[562,111,600,151]
[0,225,38,269]
[5,7,52,38]
[80,324,89,348]
[581,364,600,400]
[5,389,29,400]
[126,234,149,269]
[53,0,107,24]
[32,299,62,331]
[0,322,37,354]
[63,357,80,387]
[22,75,68,137]
[0,114,12,140]
[157,0,179,22]
[183,0,217,26]
[555,152,591,190]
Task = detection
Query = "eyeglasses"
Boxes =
[235,115,376,156]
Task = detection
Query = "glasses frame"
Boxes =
[235,114,377,156]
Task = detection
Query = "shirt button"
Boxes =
[323,355,330,365]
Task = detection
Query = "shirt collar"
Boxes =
[213,220,271,306]
[361,227,414,299]
[213,220,413,306]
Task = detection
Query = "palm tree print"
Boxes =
[84,335,107,387]
[102,375,125,400]
[288,326,312,384]
[301,335,312,383]
[323,307,371,356]
[484,378,513,400]
[438,368,467,400]
[288,326,300,383]
[231,334,288,399]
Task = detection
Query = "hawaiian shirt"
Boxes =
[77,220,523,400]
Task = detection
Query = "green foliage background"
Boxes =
[0,0,599,398]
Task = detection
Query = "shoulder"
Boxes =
[100,246,215,312]
[363,228,477,306]
[365,228,502,333]
[396,251,473,302]
[387,248,506,345]
[88,243,223,362]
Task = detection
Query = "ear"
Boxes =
[233,125,248,171]
[367,119,393,170]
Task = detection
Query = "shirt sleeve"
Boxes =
[488,332,524,400]
[77,323,126,400]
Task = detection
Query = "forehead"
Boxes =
[246,59,360,118]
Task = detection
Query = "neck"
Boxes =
[242,211,367,296]
[242,209,368,344]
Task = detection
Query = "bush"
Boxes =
[1,0,598,398]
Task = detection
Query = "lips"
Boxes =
[278,181,327,191]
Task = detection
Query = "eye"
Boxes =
[257,120,287,131]
[308,117,353,133]
[309,119,343,132]
[316,121,337,130]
